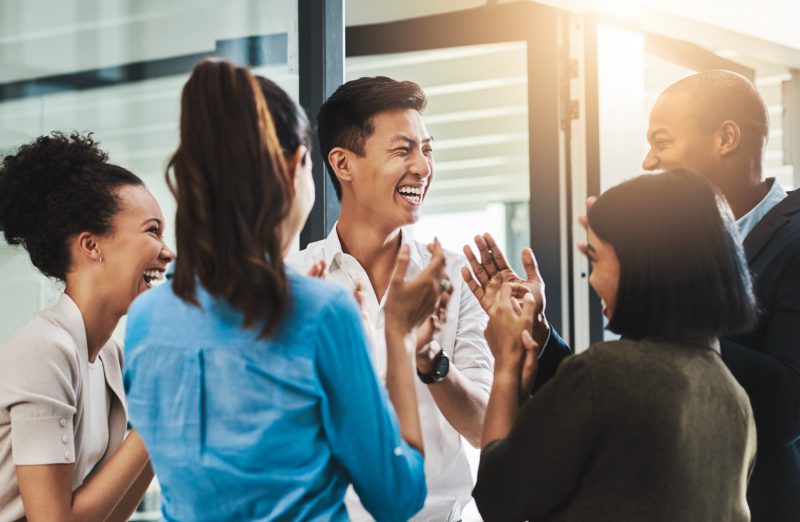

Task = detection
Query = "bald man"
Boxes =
[643,70,800,521]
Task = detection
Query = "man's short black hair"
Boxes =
[664,70,769,165]
[587,168,756,340]
[317,76,427,200]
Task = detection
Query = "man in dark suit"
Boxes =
[643,69,800,522]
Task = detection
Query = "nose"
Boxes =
[161,243,176,263]
[642,148,658,171]
[411,147,432,180]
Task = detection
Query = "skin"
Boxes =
[329,108,489,448]
[479,284,540,448]
[584,228,620,321]
[17,184,176,522]
[643,90,769,219]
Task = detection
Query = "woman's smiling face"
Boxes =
[94,184,175,314]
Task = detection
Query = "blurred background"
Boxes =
[0,1,797,519]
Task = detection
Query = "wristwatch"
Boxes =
[417,348,450,384]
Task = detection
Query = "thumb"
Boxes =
[522,248,541,281]
[521,292,536,325]
[392,245,411,284]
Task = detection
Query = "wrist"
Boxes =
[532,315,550,348]
[415,341,439,374]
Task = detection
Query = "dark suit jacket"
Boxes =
[722,188,800,522]
[474,339,757,522]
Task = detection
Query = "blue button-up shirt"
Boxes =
[124,271,425,521]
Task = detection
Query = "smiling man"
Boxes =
[286,77,492,521]
[643,70,800,522]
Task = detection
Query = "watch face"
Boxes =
[434,350,450,379]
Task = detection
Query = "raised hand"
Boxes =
[484,283,537,365]
[385,240,448,337]
[462,233,545,316]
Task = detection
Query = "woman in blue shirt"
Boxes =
[123,60,442,521]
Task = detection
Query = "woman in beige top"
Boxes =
[0,132,175,521]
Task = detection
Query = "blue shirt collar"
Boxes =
[736,178,788,240]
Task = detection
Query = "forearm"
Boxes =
[105,461,154,522]
[481,363,521,449]
[70,431,151,521]
[385,328,425,455]
[426,365,488,448]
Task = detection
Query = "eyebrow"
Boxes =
[647,128,670,142]
[142,218,163,227]
[389,134,434,146]
[586,243,597,255]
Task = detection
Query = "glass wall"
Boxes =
[0,1,298,519]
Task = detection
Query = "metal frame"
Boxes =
[347,2,568,335]
[298,0,344,247]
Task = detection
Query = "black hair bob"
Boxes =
[587,168,756,340]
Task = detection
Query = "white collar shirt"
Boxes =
[286,224,493,522]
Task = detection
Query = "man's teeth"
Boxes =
[397,186,423,202]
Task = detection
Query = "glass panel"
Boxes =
[0,2,298,519]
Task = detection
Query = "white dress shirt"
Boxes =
[286,225,493,522]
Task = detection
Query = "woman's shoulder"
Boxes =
[0,303,82,386]
[288,270,356,314]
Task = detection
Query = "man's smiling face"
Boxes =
[348,108,434,229]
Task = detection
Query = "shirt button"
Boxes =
[62,435,69,444]
[64,451,72,460]
[393,447,403,456]
[59,418,66,427]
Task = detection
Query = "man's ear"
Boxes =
[328,147,354,187]
[718,120,742,156]
[75,231,102,263]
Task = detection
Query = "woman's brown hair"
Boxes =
[166,59,292,337]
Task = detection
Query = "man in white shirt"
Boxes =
[286,76,492,521]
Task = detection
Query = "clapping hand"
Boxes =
[385,240,450,342]
[483,281,542,402]
[462,233,550,346]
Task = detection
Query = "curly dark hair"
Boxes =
[0,131,143,281]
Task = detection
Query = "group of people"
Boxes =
[0,58,797,522]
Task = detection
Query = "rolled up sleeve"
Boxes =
[316,291,426,521]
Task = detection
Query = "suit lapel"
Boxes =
[743,190,800,265]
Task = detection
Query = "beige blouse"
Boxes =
[0,294,127,522]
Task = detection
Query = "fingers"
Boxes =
[521,247,541,281]
[586,195,597,209]
[483,233,511,272]
[463,244,490,286]
[307,259,326,278]
[461,266,485,302]
[392,244,412,284]
[422,238,446,279]
[520,292,536,331]
[475,234,498,278]
[577,241,589,257]
[353,280,364,307]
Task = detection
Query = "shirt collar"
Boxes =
[320,222,425,271]
[736,178,788,239]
